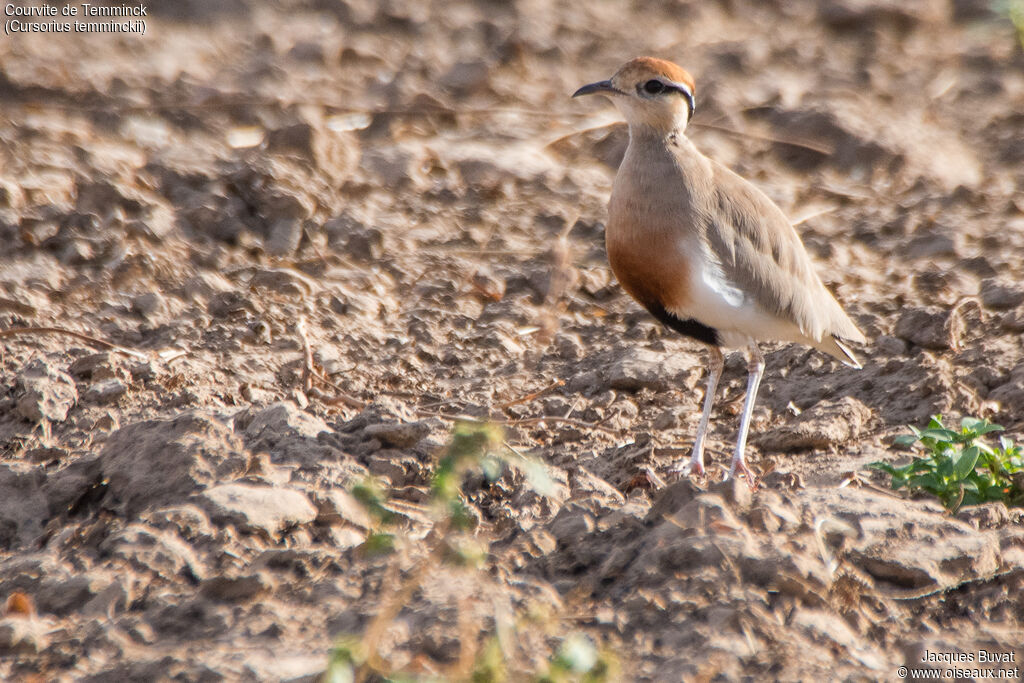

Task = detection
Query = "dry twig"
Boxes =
[0,326,149,360]
[497,378,566,408]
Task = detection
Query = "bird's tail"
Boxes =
[818,334,862,369]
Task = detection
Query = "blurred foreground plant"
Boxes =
[870,415,1024,512]
[999,0,1024,48]
[326,421,616,682]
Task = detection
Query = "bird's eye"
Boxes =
[643,79,665,95]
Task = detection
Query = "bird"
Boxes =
[573,57,866,481]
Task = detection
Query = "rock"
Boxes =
[0,617,47,655]
[360,147,414,189]
[905,232,959,259]
[894,306,956,350]
[267,122,318,158]
[100,413,249,517]
[288,40,325,63]
[146,598,230,639]
[179,271,235,302]
[343,228,384,263]
[82,582,129,618]
[236,402,345,469]
[439,60,490,95]
[140,504,217,544]
[323,213,362,249]
[99,523,205,582]
[0,465,49,549]
[553,333,584,360]
[198,483,317,535]
[818,0,943,32]
[131,292,167,318]
[800,488,1001,592]
[240,402,329,440]
[664,494,743,533]
[873,334,908,356]
[647,479,703,521]
[365,451,420,485]
[249,267,317,297]
[989,365,1024,408]
[207,290,258,317]
[765,104,981,190]
[707,477,754,512]
[264,219,303,256]
[363,420,434,448]
[70,352,122,379]
[568,467,625,511]
[755,397,872,452]
[15,359,78,423]
[548,505,595,545]
[980,278,1024,310]
[24,446,67,463]
[200,572,272,602]
[955,503,1011,530]
[1000,308,1024,333]
[313,489,372,530]
[84,379,128,405]
[266,122,358,184]
[40,574,103,616]
[604,347,696,392]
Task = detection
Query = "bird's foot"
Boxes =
[671,458,705,480]
[726,459,759,490]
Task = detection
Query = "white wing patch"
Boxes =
[701,255,746,307]
[670,239,808,349]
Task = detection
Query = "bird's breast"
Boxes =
[605,210,695,316]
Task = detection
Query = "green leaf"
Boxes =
[954,446,981,480]
[906,459,937,474]
[326,638,364,683]
[960,490,984,507]
[935,455,954,480]
[984,483,1012,500]
[919,428,959,443]
[552,634,599,674]
[448,499,476,531]
[909,473,941,491]
[432,467,458,503]
[352,480,396,524]
[508,456,556,497]
[961,417,1003,436]
[481,454,504,482]
[362,531,395,557]
[868,461,898,475]
[444,538,487,568]
[893,434,919,448]
[959,479,980,495]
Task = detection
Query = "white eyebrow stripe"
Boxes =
[666,81,693,97]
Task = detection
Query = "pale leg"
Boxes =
[677,346,724,478]
[728,342,765,482]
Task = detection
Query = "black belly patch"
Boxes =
[645,302,721,346]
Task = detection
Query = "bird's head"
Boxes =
[573,57,696,136]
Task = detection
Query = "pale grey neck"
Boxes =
[627,123,688,147]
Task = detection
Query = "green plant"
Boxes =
[1001,0,1024,48]
[870,415,1024,512]
[326,420,609,682]
[535,633,618,683]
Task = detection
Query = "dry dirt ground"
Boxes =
[1,0,1024,680]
